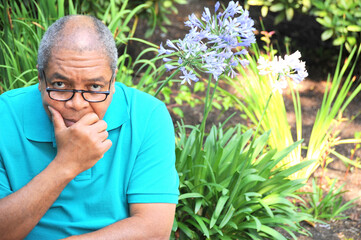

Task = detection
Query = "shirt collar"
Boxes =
[103,83,130,130]
[24,83,129,143]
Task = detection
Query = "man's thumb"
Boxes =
[48,106,66,130]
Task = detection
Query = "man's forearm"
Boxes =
[0,159,75,240]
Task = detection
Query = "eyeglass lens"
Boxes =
[49,91,108,102]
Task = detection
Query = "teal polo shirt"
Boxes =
[0,82,179,239]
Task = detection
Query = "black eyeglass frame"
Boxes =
[42,70,114,103]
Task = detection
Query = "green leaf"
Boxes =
[172,218,178,232]
[194,81,205,92]
[331,150,361,168]
[347,25,361,32]
[219,205,235,228]
[321,29,334,41]
[244,192,262,201]
[172,107,184,118]
[177,221,196,238]
[247,0,265,6]
[285,8,294,21]
[210,195,229,228]
[250,215,262,231]
[333,36,345,45]
[212,101,222,110]
[178,193,204,200]
[347,36,357,46]
[312,0,325,9]
[163,0,173,8]
[174,97,183,105]
[261,6,268,17]
[270,3,285,12]
[274,12,286,25]
[193,215,210,238]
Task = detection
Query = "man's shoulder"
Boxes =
[1,85,38,103]
[0,85,39,113]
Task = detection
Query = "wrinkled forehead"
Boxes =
[53,19,103,53]
[47,24,110,71]
[49,49,109,67]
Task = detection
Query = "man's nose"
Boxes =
[65,92,89,110]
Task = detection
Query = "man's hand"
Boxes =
[49,106,112,178]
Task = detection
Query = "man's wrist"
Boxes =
[49,156,78,182]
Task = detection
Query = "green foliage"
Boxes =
[79,0,188,39]
[311,0,361,51]
[247,0,361,50]
[77,0,188,40]
[246,0,311,24]
[0,0,75,93]
[306,44,361,178]
[173,122,312,239]
[127,0,188,38]
[220,40,361,179]
[220,43,303,178]
[299,178,358,221]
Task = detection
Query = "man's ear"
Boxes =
[37,64,41,91]
[112,68,118,93]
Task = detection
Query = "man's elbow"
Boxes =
[147,231,172,240]
[143,221,173,240]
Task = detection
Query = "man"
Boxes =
[0,15,179,239]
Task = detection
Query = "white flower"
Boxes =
[257,51,308,87]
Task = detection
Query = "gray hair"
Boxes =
[37,15,118,72]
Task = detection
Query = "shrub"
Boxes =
[246,0,312,24]
[299,178,358,221]
[173,122,312,239]
[311,0,361,51]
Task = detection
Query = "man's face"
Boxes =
[38,48,116,127]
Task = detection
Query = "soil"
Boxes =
[131,0,361,239]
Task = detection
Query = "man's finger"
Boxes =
[102,139,112,153]
[77,112,100,126]
[98,130,109,142]
[92,120,108,133]
[48,106,66,131]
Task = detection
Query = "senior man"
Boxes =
[0,15,179,239]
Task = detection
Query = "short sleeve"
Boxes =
[127,103,179,204]
[0,154,12,199]
[0,96,13,198]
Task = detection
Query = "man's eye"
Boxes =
[52,82,65,88]
[90,84,103,91]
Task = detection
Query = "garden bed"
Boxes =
[132,0,361,239]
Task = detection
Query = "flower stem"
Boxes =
[200,75,218,142]
[154,68,181,97]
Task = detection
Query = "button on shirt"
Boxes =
[0,82,179,239]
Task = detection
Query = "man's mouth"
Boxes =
[64,119,77,127]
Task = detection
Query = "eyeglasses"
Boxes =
[42,70,114,103]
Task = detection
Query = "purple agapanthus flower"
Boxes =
[179,67,198,85]
[158,1,256,84]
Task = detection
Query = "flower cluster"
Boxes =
[158,1,256,84]
[257,51,308,93]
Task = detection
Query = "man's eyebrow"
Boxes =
[83,77,106,83]
[49,73,106,83]
[49,72,70,81]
